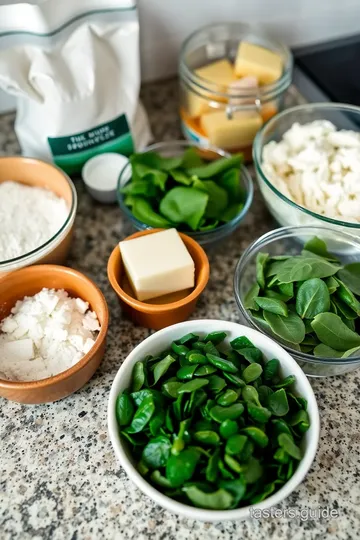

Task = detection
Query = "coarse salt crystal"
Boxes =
[0,288,101,382]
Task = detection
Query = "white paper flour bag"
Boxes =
[0,0,152,174]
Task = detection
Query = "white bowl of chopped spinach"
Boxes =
[235,225,360,377]
[108,320,319,520]
[117,141,253,246]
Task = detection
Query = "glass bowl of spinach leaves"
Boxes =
[117,141,253,246]
[108,320,319,521]
[234,225,360,377]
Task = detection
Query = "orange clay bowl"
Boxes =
[107,229,210,330]
[0,156,77,275]
[0,265,109,404]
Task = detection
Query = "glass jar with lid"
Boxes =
[179,22,293,160]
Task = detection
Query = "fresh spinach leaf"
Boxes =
[268,389,289,416]
[153,355,176,385]
[295,278,330,319]
[188,153,242,178]
[302,236,339,261]
[335,278,360,315]
[166,448,200,487]
[256,252,269,289]
[126,395,156,433]
[263,310,305,344]
[142,436,172,468]
[132,362,146,392]
[276,257,341,283]
[218,168,243,201]
[169,169,192,185]
[255,296,288,316]
[159,186,208,230]
[116,392,135,426]
[338,263,360,296]
[244,283,260,311]
[202,180,229,219]
[131,198,173,228]
[184,486,234,510]
[311,312,360,351]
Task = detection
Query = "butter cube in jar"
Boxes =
[119,229,195,301]
[179,22,293,158]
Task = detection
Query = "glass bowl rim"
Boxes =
[234,224,360,364]
[179,21,293,100]
[253,102,360,230]
[0,160,77,268]
[117,140,254,239]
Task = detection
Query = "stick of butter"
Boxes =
[119,229,195,301]
[234,41,283,85]
[200,110,263,149]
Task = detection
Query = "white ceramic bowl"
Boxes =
[82,153,130,204]
[108,319,320,521]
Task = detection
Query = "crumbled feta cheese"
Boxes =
[0,288,101,382]
[262,120,360,224]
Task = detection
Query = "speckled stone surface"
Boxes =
[1,80,360,540]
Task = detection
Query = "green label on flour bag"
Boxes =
[48,114,134,174]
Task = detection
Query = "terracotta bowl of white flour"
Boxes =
[0,156,77,274]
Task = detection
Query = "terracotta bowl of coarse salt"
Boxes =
[0,265,109,404]
[0,156,77,275]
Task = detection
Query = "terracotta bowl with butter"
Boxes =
[0,265,109,404]
[0,156,77,275]
[107,229,210,329]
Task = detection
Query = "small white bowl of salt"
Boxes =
[82,153,130,204]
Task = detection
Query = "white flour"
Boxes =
[0,288,101,382]
[0,181,69,262]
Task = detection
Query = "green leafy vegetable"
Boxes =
[278,433,302,460]
[311,313,360,351]
[122,149,246,233]
[166,448,200,487]
[295,278,330,319]
[153,355,176,385]
[202,180,229,219]
[142,436,172,468]
[244,283,260,310]
[335,279,360,315]
[255,296,288,316]
[268,389,289,417]
[276,257,341,283]
[188,153,242,178]
[184,486,234,510]
[115,331,310,510]
[263,311,306,344]
[126,395,155,433]
[338,263,360,295]
[206,354,238,373]
[160,187,209,230]
[256,252,268,289]
[132,362,146,392]
[131,198,173,228]
[116,392,134,426]
[242,363,263,383]
[303,236,339,261]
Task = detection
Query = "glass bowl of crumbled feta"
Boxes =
[234,225,360,377]
[0,157,77,274]
[253,103,360,245]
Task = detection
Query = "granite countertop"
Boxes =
[1,79,359,540]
